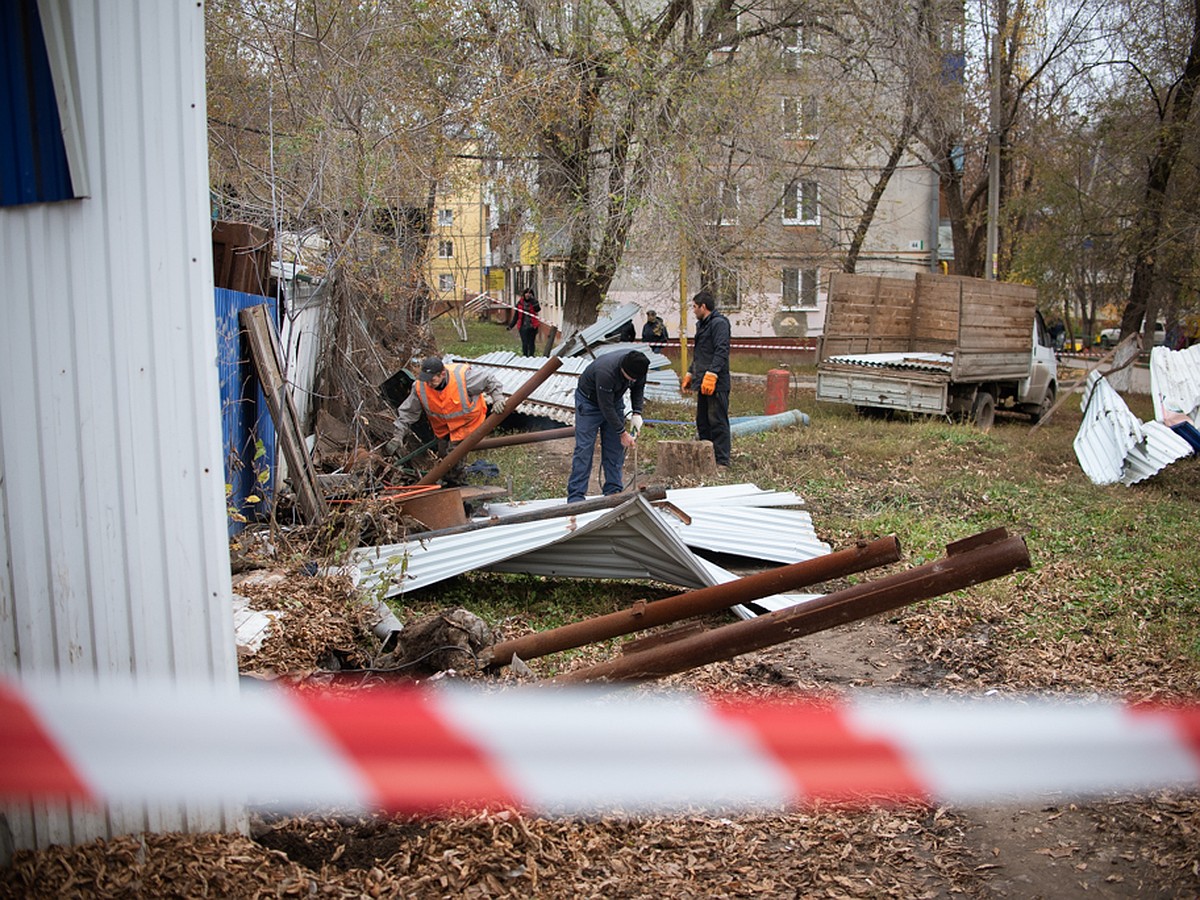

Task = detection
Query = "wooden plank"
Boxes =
[239,304,326,525]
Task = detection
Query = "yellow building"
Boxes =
[426,155,491,304]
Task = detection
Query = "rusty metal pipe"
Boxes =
[473,426,575,450]
[417,356,563,486]
[553,528,1029,684]
[417,486,668,540]
[483,535,902,668]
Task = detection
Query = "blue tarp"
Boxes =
[215,289,278,535]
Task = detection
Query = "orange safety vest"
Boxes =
[413,363,487,441]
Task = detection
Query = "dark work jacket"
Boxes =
[688,309,731,392]
[605,320,636,343]
[577,352,646,432]
[642,319,669,343]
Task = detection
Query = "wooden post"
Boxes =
[656,440,716,478]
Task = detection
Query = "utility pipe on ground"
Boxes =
[473,426,575,450]
[483,536,902,668]
[553,528,1029,684]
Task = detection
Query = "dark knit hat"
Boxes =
[620,350,650,381]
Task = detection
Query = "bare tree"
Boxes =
[206,0,485,433]
[1109,0,1200,344]
[477,0,817,334]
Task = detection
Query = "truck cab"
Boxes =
[1017,311,1059,421]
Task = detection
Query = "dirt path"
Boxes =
[765,619,1198,898]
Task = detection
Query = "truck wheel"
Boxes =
[1029,384,1056,424]
[972,392,995,431]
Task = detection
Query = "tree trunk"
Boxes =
[846,111,915,274]
[1119,0,1200,340]
[656,440,717,478]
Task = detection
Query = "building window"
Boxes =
[782,97,817,137]
[700,262,740,310]
[783,180,819,225]
[781,25,817,69]
[439,273,455,292]
[438,240,454,258]
[438,208,454,227]
[782,267,819,309]
[708,182,739,226]
[801,97,818,137]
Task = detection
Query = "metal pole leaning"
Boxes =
[417,356,563,486]
[553,528,1030,684]
[483,536,902,668]
[473,426,576,450]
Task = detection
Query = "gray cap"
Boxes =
[417,356,445,382]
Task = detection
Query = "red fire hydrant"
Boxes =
[764,368,790,416]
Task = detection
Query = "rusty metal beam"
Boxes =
[553,528,1030,684]
[482,536,902,668]
[417,356,563,486]
[473,426,576,450]
[417,486,668,540]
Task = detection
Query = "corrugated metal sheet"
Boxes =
[551,301,643,356]
[353,495,716,596]
[825,351,954,372]
[661,508,830,564]
[0,1,240,849]
[481,484,807,518]
[484,496,718,587]
[1150,344,1200,423]
[350,491,830,625]
[453,349,680,424]
[478,484,829,586]
[1074,372,1192,485]
[279,280,331,436]
[663,484,809,508]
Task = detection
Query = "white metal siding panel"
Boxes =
[0,1,239,850]
[1073,372,1192,485]
[1150,344,1200,423]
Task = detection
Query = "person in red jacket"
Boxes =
[508,288,542,356]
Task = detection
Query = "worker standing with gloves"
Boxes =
[388,356,506,484]
[681,290,731,468]
[567,350,649,502]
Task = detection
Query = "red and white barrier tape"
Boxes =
[2,677,1198,815]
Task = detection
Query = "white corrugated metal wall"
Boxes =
[0,1,241,851]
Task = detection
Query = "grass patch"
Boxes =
[412,312,1200,685]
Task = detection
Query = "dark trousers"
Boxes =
[568,389,626,502]
[519,327,538,356]
[696,390,731,466]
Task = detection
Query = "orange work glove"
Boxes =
[681,372,693,391]
[701,371,718,395]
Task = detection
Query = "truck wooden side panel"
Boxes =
[913,274,1035,381]
[816,365,949,413]
[818,274,917,360]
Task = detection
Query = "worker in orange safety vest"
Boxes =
[388,356,506,483]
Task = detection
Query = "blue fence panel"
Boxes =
[214,288,278,535]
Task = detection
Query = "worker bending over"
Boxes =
[567,350,649,502]
[390,356,506,484]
